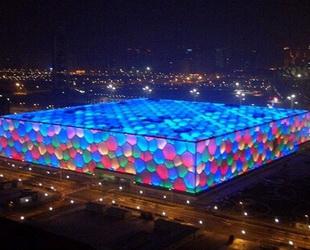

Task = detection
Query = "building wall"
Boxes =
[0,118,196,193]
[0,113,309,194]
[195,112,310,192]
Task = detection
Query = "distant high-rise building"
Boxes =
[215,48,258,71]
[215,48,231,70]
[125,48,153,68]
[283,46,310,67]
[173,47,209,73]
[51,5,67,88]
[282,45,310,79]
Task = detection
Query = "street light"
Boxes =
[107,84,116,91]
[190,88,200,99]
[235,90,245,105]
[142,85,152,94]
[271,96,279,107]
[287,94,297,108]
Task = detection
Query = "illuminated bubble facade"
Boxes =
[0,99,309,193]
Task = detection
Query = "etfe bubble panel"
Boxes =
[0,99,309,194]
[0,118,196,193]
[195,112,310,192]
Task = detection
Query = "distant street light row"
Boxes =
[106,82,299,109]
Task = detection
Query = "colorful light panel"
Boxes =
[0,99,309,193]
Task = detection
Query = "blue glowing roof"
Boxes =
[3,99,308,141]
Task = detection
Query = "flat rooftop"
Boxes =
[2,99,308,142]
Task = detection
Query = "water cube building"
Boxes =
[0,99,309,193]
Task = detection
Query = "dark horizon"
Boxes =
[0,0,309,70]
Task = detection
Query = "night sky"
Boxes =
[0,0,309,69]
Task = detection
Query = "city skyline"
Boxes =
[0,0,309,70]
